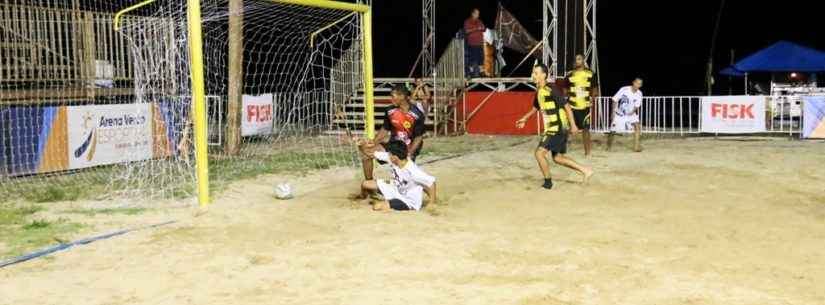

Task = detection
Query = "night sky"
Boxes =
[370,0,824,96]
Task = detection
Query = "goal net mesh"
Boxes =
[0,0,364,203]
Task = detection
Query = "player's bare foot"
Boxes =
[582,168,594,184]
[370,200,390,211]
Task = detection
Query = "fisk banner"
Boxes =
[242,94,275,136]
[701,96,766,133]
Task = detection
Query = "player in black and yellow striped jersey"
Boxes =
[516,64,594,189]
[564,54,599,157]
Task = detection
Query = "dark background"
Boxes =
[370,0,824,96]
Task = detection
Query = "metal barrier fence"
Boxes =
[591,96,702,135]
[591,96,804,136]
[432,37,465,135]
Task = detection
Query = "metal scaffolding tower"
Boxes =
[422,0,435,78]
[543,0,598,81]
[583,0,600,92]
[542,0,559,78]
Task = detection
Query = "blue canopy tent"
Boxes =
[720,66,744,76]
[722,41,825,73]
[720,41,825,94]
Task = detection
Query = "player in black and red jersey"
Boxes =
[358,84,427,180]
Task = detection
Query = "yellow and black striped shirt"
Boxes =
[565,68,597,110]
[532,84,569,135]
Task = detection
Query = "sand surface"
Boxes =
[2,136,824,305]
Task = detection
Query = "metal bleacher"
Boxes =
[327,83,436,136]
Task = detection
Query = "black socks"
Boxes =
[542,178,553,189]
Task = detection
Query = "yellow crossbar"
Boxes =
[113,0,156,31]
[270,0,369,13]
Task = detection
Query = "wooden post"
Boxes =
[72,0,82,88]
[225,0,243,155]
[82,11,96,99]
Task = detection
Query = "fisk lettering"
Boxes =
[711,103,754,119]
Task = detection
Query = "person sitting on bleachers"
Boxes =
[412,78,432,115]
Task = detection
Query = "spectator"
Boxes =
[412,77,432,115]
[464,8,485,78]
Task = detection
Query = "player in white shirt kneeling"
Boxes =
[355,140,437,211]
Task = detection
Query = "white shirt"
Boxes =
[374,152,436,210]
[612,86,643,116]
[415,101,429,116]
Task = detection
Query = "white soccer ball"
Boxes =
[275,183,293,200]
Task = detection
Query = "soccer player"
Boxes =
[356,140,437,211]
[607,78,644,152]
[515,64,593,189]
[358,84,426,180]
[564,54,598,157]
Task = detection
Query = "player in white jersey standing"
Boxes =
[354,140,437,211]
[607,78,644,152]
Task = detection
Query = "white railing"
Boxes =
[591,96,804,136]
[766,95,804,135]
[591,96,702,135]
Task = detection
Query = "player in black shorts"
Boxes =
[516,63,593,189]
[564,54,598,157]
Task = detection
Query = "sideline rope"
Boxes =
[0,220,175,269]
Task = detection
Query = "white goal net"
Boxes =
[0,0,366,203]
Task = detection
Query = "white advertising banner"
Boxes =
[242,94,275,136]
[66,104,154,169]
[701,96,766,133]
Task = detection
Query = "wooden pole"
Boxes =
[83,11,96,99]
[225,0,243,155]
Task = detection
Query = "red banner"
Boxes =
[464,91,540,135]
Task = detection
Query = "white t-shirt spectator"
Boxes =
[611,86,643,132]
[374,152,436,210]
